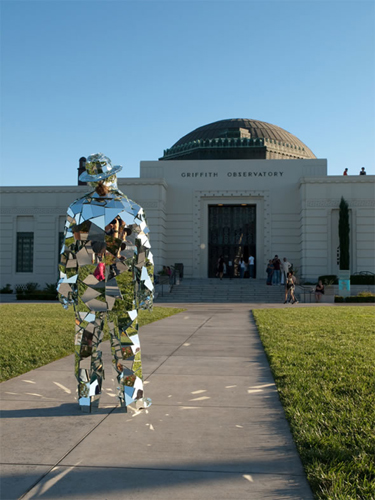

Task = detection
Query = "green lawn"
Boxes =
[253,306,375,500]
[0,304,185,382]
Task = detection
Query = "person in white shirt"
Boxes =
[282,257,291,285]
[248,254,255,279]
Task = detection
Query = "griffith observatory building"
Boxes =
[1,118,374,289]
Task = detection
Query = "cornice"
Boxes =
[118,178,168,188]
[300,176,374,185]
[0,177,168,194]
[0,207,69,215]
[0,186,88,194]
[0,200,166,215]
[305,198,375,208]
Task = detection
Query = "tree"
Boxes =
[339,197,350,270]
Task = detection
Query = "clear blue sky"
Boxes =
[1,0,374,186]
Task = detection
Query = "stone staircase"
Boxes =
[154,278,287,303]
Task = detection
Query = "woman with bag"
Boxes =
[284,271,298,304]
[315,280,325,302]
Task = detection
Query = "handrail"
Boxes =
[295,284,315,303]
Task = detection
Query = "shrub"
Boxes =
[25,282,39,293]
[318,275,338,285]
[357,291,375,297]
[17,292,58,301]
[339,197,350,270]
[44,283,58,295]
[334,294,375,303]
[345,296,375,303]
[318,275,375,286]
[0,284,13,294]
[16,282,56,301]
[350,275,375,285]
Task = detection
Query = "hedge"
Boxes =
[319,275,375,286]
[334,296,375,303]
[17,293,58,301]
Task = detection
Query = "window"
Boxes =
[16,232,34,272]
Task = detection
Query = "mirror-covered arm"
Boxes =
[57,218,79,309]
[134,223,154,312]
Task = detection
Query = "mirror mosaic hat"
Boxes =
[79,153,123,182]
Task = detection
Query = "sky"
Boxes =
[1,0,374,187]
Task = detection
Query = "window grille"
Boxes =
[16,232,34,272]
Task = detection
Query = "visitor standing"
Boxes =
[266,260,274,285]
[360,167,366,175]
[343,168,348,175]
[315,280,325,302]
[248,254,255,279]
[217,255,224,280]
[272,255,281,285]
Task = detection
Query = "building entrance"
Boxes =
[208,204,256,278]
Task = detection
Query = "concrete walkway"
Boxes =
[1,304,313,500]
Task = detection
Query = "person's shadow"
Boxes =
[0,403,117,419]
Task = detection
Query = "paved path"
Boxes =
[1,304,313,499]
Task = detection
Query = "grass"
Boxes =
[252,306,375,500]
[0,304,185,382]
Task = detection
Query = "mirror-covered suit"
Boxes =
[57,153,153,412]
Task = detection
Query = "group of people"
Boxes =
[216,254,255,280]
[266,255,291,286]
[215,254,326,305]
[343,167,366,175]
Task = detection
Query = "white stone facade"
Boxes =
[0,158,374,289]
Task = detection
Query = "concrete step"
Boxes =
[155,278,288,303]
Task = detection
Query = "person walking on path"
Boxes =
[284,271,298,304]
[315,280,325,302]
[266,260,274,285]
[248,254,255,279]
[57,153,154,413]
[272,255,281,285]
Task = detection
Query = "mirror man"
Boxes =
[57,153,154,413]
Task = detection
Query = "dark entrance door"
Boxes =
[208,205,256,278]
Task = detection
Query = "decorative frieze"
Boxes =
[306,199,375,208]
[1,207,67,215]
[300,176,374,185]
[1,200,165,214]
